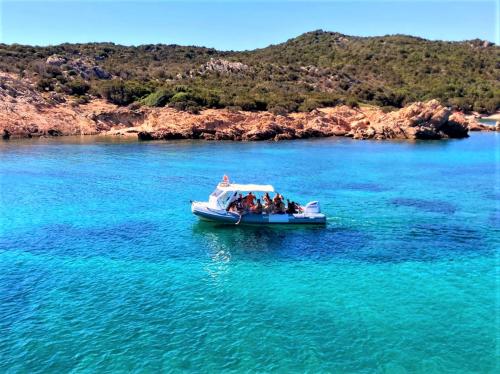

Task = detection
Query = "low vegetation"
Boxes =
[0,30,498,113]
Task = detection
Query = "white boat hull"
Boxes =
[191,202,326,225]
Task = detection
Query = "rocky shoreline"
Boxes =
[1,73,497,142]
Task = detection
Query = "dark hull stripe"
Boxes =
[192,209,326,225]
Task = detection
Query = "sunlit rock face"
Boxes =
[0,71,486,141]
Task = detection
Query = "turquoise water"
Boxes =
[0,134,498,372]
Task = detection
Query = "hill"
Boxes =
[0,30,498,113]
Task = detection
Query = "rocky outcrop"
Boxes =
[348,100,471,140]
[0,71,494,141]
[131,100,474,141]
[194,58,250,76]
[0,72,117,137]
[467,120,500,132]
[46,55,67,66]
[46,54,111,80]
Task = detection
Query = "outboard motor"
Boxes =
[303,201,321,214]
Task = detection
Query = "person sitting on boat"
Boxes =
[263,198,273,214]
[273,192,281,206]
[263,192,272,206]
[235,194,245,212]
[271,193,284,213]
[245,192,256,208]
[276,199,286,214]
[251,199,263,214]
[286,199,298,214]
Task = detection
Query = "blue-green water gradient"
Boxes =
[0,134,498,372]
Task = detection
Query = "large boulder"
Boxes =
[46,55,67,66]
[242,122,283,141]
[351,100,469,140]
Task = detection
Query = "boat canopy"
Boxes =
[217,183,275,193]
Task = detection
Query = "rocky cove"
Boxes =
[0,73,497,142]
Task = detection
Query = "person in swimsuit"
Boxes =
[263,192,272,205]
[251,199,263,214]
[272,193,284,213]
[245,192,256,208]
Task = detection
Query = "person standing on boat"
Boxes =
[225,191,238,212]
[286,199,298,214]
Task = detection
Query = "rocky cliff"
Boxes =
[0,72,496,142]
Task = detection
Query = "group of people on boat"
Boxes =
[226,192,301,215]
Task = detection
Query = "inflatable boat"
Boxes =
[191,177,326,225]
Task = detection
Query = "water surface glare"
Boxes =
[0,134,498,372]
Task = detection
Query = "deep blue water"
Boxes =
[0,134,498,372]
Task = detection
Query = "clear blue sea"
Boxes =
[0,133,498,372]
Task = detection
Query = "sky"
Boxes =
[0,0,498,49]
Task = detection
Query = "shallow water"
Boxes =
[0,134,498,372]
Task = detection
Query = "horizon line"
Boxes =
[0,29,496,51]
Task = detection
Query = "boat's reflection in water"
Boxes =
[192,221,328,278]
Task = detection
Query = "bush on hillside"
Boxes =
[96,79,151,106]
[232,96,267,111]
[472,98,499,114]
[36,78,55,91]
[3,32,498,114]
[170,100,201,114]
[142,87,174,107]
[66,79,90,96]
[298,95,340,112]
[448,97,473,112]
[269,106,289,116]
[345,97,359,108]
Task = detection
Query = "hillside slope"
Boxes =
[0,30,498,113]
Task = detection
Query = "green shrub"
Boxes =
[373,91,405,108]
[232,96,268,111]
[96,80,151,106]
[345,97,359,108]
[448,97,473,112]
[71,95,90,106]
[484,98,500,114]
[198,90,220,108]
[269,106,289,115]
[36,78,54,91]
[66,79,90,96]
[472,98,499,114]
[170,100,201,114]
[298,95,340,112]
[170,92,192,103]
[169,89,221,108]
[142,87,174,107]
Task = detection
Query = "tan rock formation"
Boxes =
[0,72,494,141]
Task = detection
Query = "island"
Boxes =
[0,31,498,141]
